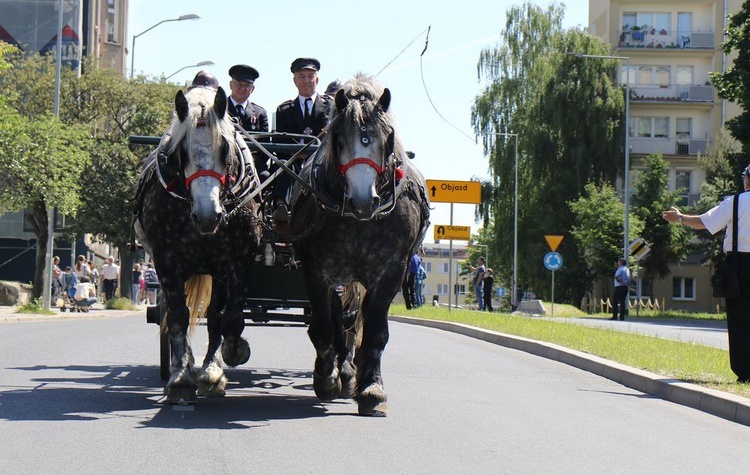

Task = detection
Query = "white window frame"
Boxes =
[672,277,696,301]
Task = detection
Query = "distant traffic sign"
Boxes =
[434,224,471,241]
[628,237,651,261]
[426,180,482,204]
[545,235,564,252]
[544,252,563,271]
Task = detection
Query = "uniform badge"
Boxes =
[304,127,313,135]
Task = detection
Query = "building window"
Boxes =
[675,170,691,206]
[676,118,691,139]
[672,277,695,300]
[440,262,449,273]
[635,65,670,86]
[631,117,669,138]
[424,262,432,272]
[438,284,448,295]
[106,0,119,44]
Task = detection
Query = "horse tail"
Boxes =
[341,281,366,348]
[161,275,212,335]
[185,274,212,334]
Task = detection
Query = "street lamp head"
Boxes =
[179,14,200,21]
[196,61,214,68]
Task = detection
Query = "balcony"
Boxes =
[630,137,710,155]
[617,29,714,50]
[630,84,714,103]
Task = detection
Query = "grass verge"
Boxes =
[390,303,750,399]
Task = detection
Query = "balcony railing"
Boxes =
[630,137,710,155]
[617,29,714,50]
[630,84,714,103]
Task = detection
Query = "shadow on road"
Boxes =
[0,363,346,428]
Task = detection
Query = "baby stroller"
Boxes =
[59,271,85,312]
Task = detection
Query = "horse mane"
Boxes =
[165,87,236,159]
[323,73,405,164]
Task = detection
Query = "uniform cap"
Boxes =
[228,64,260,83]
[324,79,342,95]
[290,57,320,73]
[190,70,219,90]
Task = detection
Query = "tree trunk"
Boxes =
[29,200,50,300]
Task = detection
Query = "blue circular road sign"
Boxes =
[544,252,563,271]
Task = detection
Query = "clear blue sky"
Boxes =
[128,0,588,243]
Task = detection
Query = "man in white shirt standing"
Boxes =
[101,256,120,303]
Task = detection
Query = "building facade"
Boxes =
[589,0,741,312]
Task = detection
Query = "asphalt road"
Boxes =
[1,313,750,473]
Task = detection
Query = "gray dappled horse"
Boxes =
[291,74,430,416]
[133,86,260,403]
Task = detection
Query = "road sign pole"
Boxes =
[551,270,555,317]
[449,203,454,312]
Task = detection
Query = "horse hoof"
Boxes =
[197,364,228,398]
[221,337,251,367]
[313,370,342,401]
[355,384,388,416]
[338,359,357,399]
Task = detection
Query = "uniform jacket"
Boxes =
[228,98,269,174]
[228,99,269,133]
[275,94,330,137]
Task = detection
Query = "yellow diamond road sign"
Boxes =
[426,180,482,204]
[434,225,471,241]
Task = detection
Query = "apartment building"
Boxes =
[589,0,741,312]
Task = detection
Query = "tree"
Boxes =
[630,152,690,284]
[0,101,91,298]
[711,2,750,169]
[472,2,628,302]
[569,183,640,285]
[0,51,177,299]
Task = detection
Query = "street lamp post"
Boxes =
[130,14,201,78]
[165,60,215,80]
[569,52,631,259]
[488,133,519,308]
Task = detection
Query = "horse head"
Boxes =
[166,86,238,234]
[329,75,397,220]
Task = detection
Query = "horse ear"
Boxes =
[335,89,349,112]
[377,88,391,112]
[175,91,188,122]
[214,87,227,120]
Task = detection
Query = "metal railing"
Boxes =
[617,29,714,50]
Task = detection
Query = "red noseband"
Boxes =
[184,169,227,189]
[338,157,384,175]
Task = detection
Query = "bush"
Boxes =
[16,298,54,315]
[105,297,136,310]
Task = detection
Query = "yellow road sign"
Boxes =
[545,235,564,252]
[434,225,471,241]
[426,180,482,204]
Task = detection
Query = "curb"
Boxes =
[390,315,750,427]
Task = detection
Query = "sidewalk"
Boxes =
[0,302,141,323]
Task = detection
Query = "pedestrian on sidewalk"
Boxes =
[611,258,630,321]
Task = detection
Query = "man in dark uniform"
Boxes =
[272,57,330,222]
[227,64,270,180]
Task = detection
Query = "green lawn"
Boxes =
[390,303,750,398]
